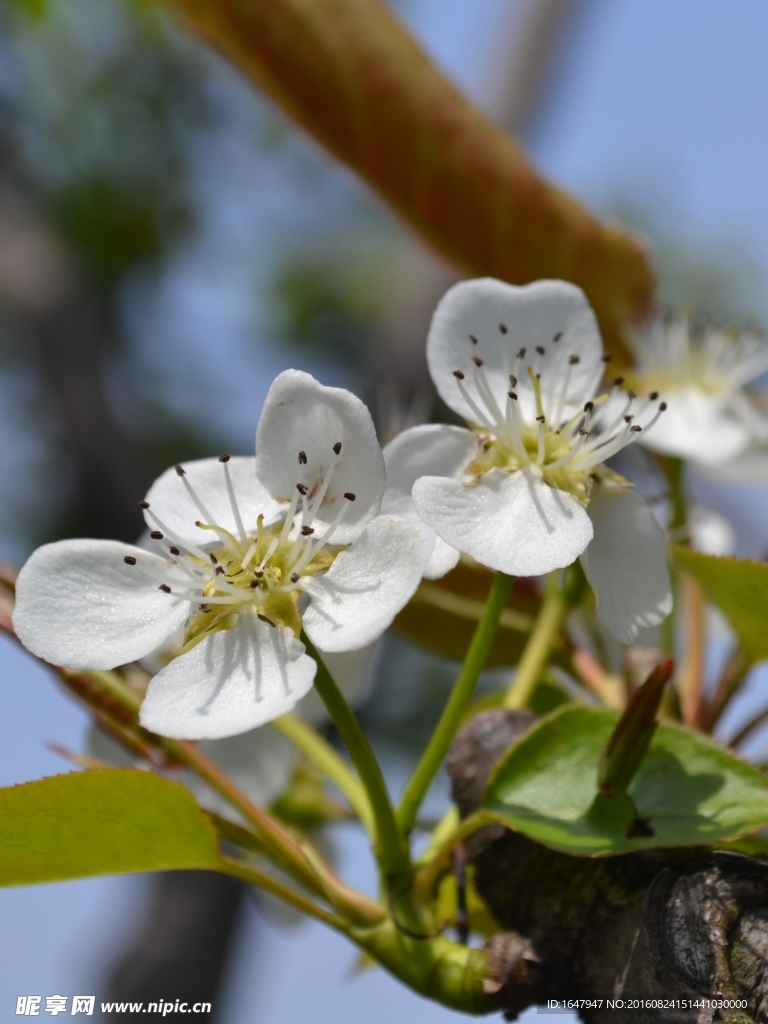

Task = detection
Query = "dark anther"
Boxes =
[536,373,541,380]
[299,450,308,464]
[569,354,580,365]
[333,442,342,455]
[200,604,212,613]
[219,453,231,463]
[624,415,634,423]
[255,570,264,578]
[301,526,315,536]
[578,428,589,436]
[138,500,150,509]
[472,356,484,367]
[536,415,546,423]
[517,347,526,359]
[660,402,667,411]
[509,373,517,387]
[250,580,259,588]
[553,331,563,341]
[150,531,163,540]
[170,546,180,556]
[627,390,636,400]
[159,584,172,593]
[508,391,518,400]
[290,573,300,583]
[344,492,356,501]
[630,425,642,432]
[174,464,185,476]
[124,556,137,565]
[469,333,479,344]
[498,323,508,334]
[535,346,546,355]
[453,369,465,380]
[194,520,203,528]
[613,376,625,387]
[216,566,225,575]
[296,483,308,495]
[602,354,613,363]
[650,391,659,400]
[209,553,218,565]
[584,401,594,412]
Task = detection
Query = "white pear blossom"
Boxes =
[13,370,431,739]
[385,278,673,644]
[627,313,768,467]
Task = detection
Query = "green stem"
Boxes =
[271,713,374,835]
[413,810,492,903]
[504,576,566,709]
[86,670,141,714]
[219,855,346,931]
[396,572,513,836]
[416,806,459,867]
[661,455,687,535]
[302,635,411,886]
[660,455,686,659]
[72,669,333,901]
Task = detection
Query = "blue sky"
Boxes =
[406,0,768,263]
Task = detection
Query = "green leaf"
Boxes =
[717,833,768,858]
[483,706,768,857]
[670,546,768,659]
[0,770,222,886]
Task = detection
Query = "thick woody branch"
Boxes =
[166,0,653,354]
[448,710,768,1023]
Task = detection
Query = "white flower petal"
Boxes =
[639,386,749,464]
[580,484,672,645]
[255,369,384,543]
[193,727,295,814]
[144,456,282,548]
[382,424,479,514]
[12,539,189,670]
[427,278,603,424]
[412,466,593,577]
[689,506,736,556]
[296,641,381,725]
[382,423,477,579]
[139,610,316,739]
[302,514,432,652]
[424,537,461,579]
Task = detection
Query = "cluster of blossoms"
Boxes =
[13,278,676,743]
[625,312,768,480]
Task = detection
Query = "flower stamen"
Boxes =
[218,453,248,545]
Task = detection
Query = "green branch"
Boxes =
[302,635,411,887]
[219,856,346,931]
[396,572,513,836]
[271,713,374,835]
[504,577,566,709]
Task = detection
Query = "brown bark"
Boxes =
[166,0,654,356]
[447,710,768,1023]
